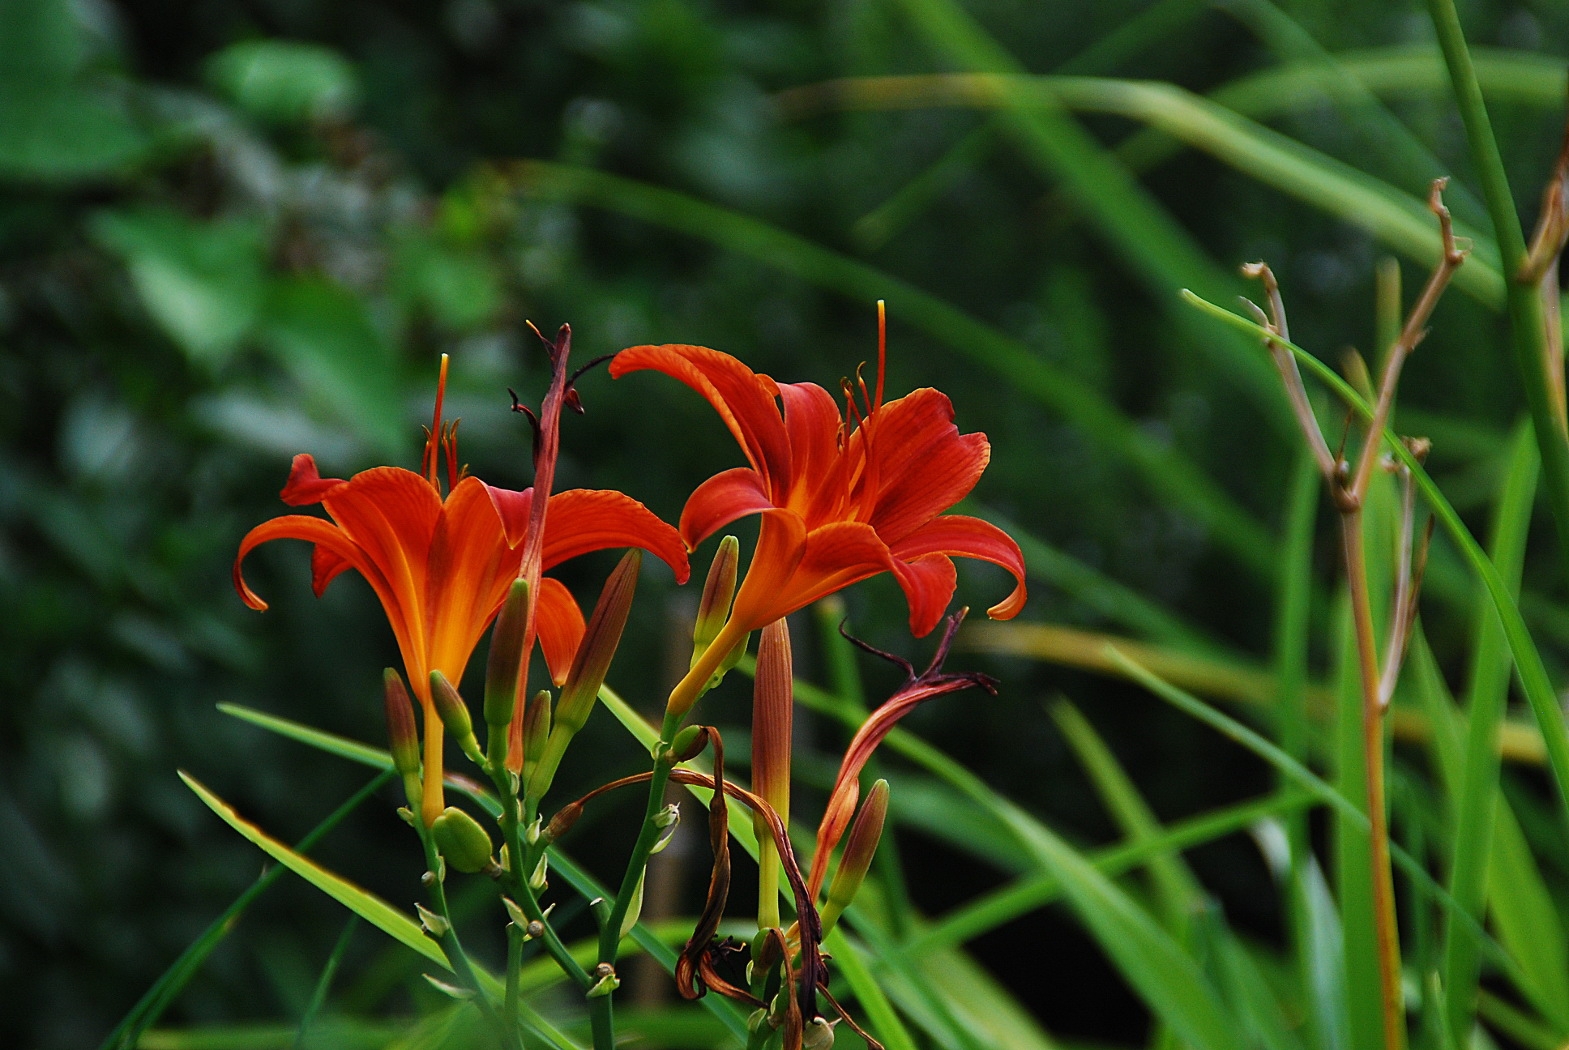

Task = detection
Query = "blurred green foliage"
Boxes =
[7,0,1569,1047]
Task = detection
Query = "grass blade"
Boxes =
[98,772,393,1050]
[180,771,449,969]
[1442,421,1541,1038]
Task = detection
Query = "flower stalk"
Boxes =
[1243,188,1462,1050]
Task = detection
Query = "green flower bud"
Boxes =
[523,689,552,771]
[556,551,640,737]
[432,806,497,875]
[484,579,530,764]
[819,779,889,934]
[691,536,739,661]
[383,669,422,808]
[430,670,483,766]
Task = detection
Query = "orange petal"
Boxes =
[678,467,773,550]
[891,515,1027,621]
[611,344,791,497]
[889,553,957,638]
[543,488,690,582]
[425,477,527,685]
[777,381,844,521]
[729,510,809,632]
[863,388,990,543]
[280,453,346,506]
[785,519,895,608]
[536,576,587,686]
[233,513,426,695]
[482,483,535,549]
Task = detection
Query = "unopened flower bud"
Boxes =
[543,800,583,843]
[523,689,552,772]
[803,1017,836,1049]
[819,779,889,933]
[484,579,530,764]
[430,670,483,765]
[666,725,708,765]
[432,806,497,875]
[383,670,421,799]
[557,552,641,737]
[416,903,450,937]
[691,536,739,661]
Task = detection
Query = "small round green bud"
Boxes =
[431,806,496,874]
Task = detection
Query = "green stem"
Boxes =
[589,711,685,1050]
[1426,0,1569,590]
[485,764,594,994]
[416,830,505,1038]
[505,924,524,1049]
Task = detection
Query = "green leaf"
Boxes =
[1051,700,1204,931]
[205,40,359,125]
[261,278,403,454]
[179,771,449,969]
[217,702,392,769]
[92,208,267,364]
[98,772,392,1050]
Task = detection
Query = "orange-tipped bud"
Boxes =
[384,669,421,776]
[753,618,793,930]
[432,806,497,875]
[820,779,888,934]
[384,669,423,807]
[691,536,739,663]
[556,551,640,737]
[430,670,483,766]
[752,619,793,823]
[484,579,530,763]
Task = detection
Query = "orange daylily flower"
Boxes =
[609,322,1026,642]
[234,358,688,822]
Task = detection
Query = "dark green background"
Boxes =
[4,0,1566,1046]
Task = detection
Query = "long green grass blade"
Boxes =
[785,72,1501,304]
[1443,420,1540,1038]
[911,789,1313,954]
[292,916,357,1050]
[513,161,1274,577]
[1107,645,1531,994]
[988,797,1243,1050]
[98,772,393,1050]
[823,928,922,1050]
[1184,290,1569,829]
[180,772,449,968]
[1051,700,1204,931]
[889,0,1286,408]
[217,702,391,768]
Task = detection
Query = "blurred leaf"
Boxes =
[180,772,450,969]
[93,208,267,364]
[0,0,148,181]
[392,234,502,332]
[205,40,359,125]
[262,278,403,454]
